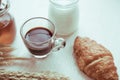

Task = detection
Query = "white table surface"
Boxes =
[1,0,120,80]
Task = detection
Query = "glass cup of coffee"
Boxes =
[20,17,66,58]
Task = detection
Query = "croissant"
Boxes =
[73,36,118,80]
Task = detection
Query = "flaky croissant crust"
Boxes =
[74,36,118,80]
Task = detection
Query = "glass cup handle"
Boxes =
[52,38,66,52]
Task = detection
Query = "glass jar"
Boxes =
[48,0,79,36]
[0,0,16,44]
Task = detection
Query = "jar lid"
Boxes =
[0,0,10,16]
[50,0,79,7]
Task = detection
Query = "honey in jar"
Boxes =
[0,0,16,44]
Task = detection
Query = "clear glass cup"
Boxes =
[20,17,66,58]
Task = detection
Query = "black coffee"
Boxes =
[25,27,53,56]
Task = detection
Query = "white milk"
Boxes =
[48,0,79,36]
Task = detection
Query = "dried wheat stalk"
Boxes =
[0,44,14,57]
[0,44,32,66]
[0,70,69,80]
[0,44,70,80]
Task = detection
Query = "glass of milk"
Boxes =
[48,0,79,36]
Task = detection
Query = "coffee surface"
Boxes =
[25,27,52,43]
[25,27,53,56]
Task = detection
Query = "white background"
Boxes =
[2,0,120,80]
